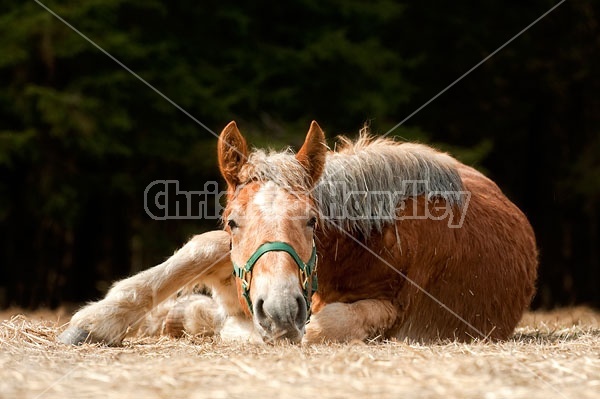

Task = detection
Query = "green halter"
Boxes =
[232,241,318,317]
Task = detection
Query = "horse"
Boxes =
[59,121,538,345]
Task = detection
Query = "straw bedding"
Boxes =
[1,307,598,399]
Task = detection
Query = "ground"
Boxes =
[0,307,599,399]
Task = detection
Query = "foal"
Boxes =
[59,121,537,345]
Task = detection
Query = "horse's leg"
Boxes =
[160,282,257,342]
[182,281,259,342]
[303,299,398,344]
[144,268,254,341]
[135,294,218,338]
[157,294,219,337]
[58,230,231,346]
[136,298,175,337]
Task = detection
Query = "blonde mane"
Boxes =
[237,133,465,237]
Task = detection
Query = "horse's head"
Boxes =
[218,121,327,343]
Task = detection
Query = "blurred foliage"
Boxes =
[0,0,598,308]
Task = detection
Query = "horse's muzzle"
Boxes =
[253,293,307,343]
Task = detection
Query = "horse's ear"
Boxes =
[296,121,327,186]
[218,121,248,188]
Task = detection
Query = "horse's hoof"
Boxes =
[57,327,96,345]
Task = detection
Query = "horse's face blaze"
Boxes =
[218,121,326,343]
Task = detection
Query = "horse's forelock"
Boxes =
[237,149,311,191]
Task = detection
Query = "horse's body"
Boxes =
[313,156,537,341]
[59,122,537,345]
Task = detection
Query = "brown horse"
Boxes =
[59,121,538,345]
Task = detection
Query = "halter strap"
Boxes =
[232,241,318,316]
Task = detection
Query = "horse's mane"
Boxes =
[237,131,465,237]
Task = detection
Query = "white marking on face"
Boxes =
[251,253,301,298]
[252,181,289,219]
[251,181,313,223]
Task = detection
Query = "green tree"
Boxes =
[0,0,418,307]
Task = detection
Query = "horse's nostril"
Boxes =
[254,297,266,321]
[295,295,307,328]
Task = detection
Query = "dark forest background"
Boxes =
[0,0,598,309]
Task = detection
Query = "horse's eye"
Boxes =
[227,219,239,229]
[307,216,317,228]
